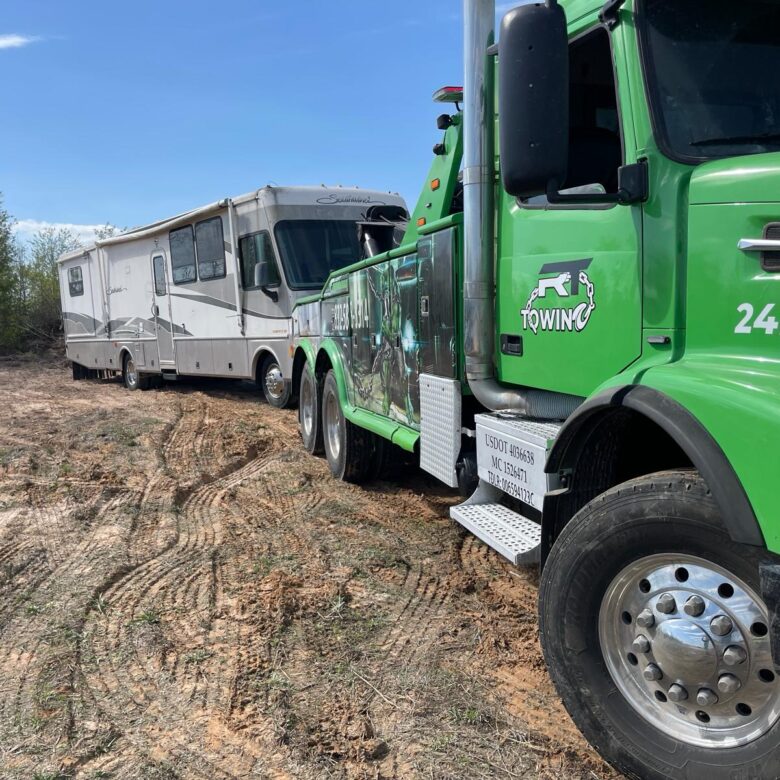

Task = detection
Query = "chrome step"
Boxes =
[451,500,541,566]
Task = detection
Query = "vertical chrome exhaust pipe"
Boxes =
[462,0,495,384]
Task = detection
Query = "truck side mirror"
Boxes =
[498,0,569,199]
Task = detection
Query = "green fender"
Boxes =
[313,337,419,454]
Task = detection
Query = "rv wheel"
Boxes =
[260,355,293,408]
[321,370,374,483]
[539,470,780,780]
[123,355,150,391]
[298,362,323,455]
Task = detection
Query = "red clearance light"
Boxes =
[433,86,463,104]
[431,178,441,191]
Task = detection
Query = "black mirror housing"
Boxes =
[499,0,569,199]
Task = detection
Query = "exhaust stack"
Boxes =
[461,0,580,419]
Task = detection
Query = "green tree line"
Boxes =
[0,193,118,355]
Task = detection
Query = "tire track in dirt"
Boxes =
[79,397,297,779]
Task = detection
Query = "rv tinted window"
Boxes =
[239,232,281,289]
[195,217,226,281]
[274,220,361,290]
[152,255,167,296]
[170,226,197,284]
[68,266,84,297]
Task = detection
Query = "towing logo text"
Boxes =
[521,258,596,335]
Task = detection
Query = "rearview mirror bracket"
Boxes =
[545,161,648,206]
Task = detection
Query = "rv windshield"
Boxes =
[274,220,361,290]
[640,0,780,163]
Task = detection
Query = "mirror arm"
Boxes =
[261,286,279,303]
[545,161,648,206]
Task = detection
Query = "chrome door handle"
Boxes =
[738,238,780,252]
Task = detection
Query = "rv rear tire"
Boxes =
[260,355,293,408]
[321,370,374,483]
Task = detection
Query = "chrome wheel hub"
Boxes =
[600,554,780,748]
[324,392,341,460]
[126,359,138,387]
[264,363,285,399]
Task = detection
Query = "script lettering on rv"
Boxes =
[521,258,596,335]
[316,194,388,206]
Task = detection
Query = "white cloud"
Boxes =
[0,34,41,50]
[13,219,105,247]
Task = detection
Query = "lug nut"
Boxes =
[718,674,742,694]
[697,688,719,706]
[637,609,655,629]
[633,635,651,654]
[644,664,663,681]
[711,615,733,636]
[668,684,688,702]
[657,593,677,614]
[684,595,706,617]
[723,646,747,666]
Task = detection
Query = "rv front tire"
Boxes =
[260,355,293,409]
[123,355,150,391]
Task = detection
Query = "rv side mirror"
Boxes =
[254,261,273,288]
[498,0,569,199]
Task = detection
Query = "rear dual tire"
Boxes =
[303,368,383,484]
[539,470,780,780]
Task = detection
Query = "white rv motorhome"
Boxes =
[57,186,407,407]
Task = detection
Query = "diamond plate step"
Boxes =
[451,502,541,566]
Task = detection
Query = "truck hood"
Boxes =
[689,153,780,205]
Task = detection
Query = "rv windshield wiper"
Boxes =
[691,132,780,147]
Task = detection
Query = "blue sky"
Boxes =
[3,1,516,244]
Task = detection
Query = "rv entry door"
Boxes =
[151,253,176,369]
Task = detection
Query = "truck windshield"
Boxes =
[640,0,780,162]
[274,220,361,290]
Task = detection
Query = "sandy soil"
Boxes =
[0,359,618,779]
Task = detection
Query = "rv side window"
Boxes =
[239,232,281,290]
[68,266,84,297]
[152,255,167,296]
[195,217,226,281]
[170,226,197,285]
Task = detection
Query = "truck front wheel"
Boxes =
[539,470,780,780]
[321,370,373,483]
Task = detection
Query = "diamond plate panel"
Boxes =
[451,503,541,566]
[420,374,461,488]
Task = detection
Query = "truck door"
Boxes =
[497,26,642,398]
[151,253,175,368]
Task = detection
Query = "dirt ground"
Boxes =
[0,358,618,780]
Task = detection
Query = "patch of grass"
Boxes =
[252,552,300,577]
[89,593,110,617]
[25,602,44,616]
[183,648,213,664]
[130,609,161,626]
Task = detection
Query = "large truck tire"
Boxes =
[123,354,150,391]
[259,354,295,409]
[298,361,323,455]
[321,370,374,484]
[539,470,780,780]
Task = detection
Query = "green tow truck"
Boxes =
[291,0,780,775]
